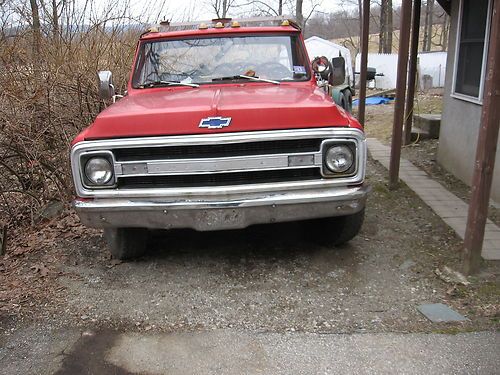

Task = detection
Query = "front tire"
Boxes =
[104,228,149,260]
[343,90,353,113]
[306,208,365,246]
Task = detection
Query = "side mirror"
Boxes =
[311,56,331,80]
[330,56,346,86]
[98,70,115,101]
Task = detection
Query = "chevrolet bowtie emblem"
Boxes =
[199,116,232,129]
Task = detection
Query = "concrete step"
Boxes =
[413,113,441,139]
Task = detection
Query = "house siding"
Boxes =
[438,0,500,204]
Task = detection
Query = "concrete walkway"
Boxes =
[367,138,500,260]
[1,327,499,375]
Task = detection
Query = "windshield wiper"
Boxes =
[212,75,280,85]
[139,80,199,88]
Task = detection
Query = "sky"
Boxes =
[91,0,357,23]
[87,0,404,25]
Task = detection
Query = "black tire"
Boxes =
[343,90,353,113]
[339,94,347,111]
[305,208,365,246]
[104,227,149,260]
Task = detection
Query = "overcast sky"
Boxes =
[90,0,365,23]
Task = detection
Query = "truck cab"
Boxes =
[70,17,369,259]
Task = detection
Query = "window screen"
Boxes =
[454,0,489,98]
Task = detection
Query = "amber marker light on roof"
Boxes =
[148,27,159,33]
[231,21,240,27]
[281,20,290,26]
[214,22,224,28]
[199,23,208,29]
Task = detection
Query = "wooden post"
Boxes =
[403,0,422,145]
[357,0,370,126]
[389,0,413,189]
[463,0,500,275]
[0,226,6,256]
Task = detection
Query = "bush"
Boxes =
[0,6,140,229]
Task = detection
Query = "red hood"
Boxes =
[76,82,361,142]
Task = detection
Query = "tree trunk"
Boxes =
[29,0,41,58]
[379,0,387,53]
[379,0,393,54]
[52,0,59,39]
[222,0,228,18]
[441,13,449,51]
[387,0,393,53]
[296,0,304,28]
[423,0,434,51]
[358,0,363,53]
[278,0,283,16]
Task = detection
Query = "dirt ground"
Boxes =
[362,88,500,226]
[1,94,499,372]
[1,158,498,339]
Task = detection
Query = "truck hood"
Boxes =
[80,83,358,141]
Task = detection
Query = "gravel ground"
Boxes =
[2,159,498,336]
[1,157,499,373]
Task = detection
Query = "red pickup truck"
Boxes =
[70,17,369,259]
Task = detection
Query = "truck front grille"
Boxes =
[113,138,322,161]
[71,128,366,197]
[117,168,321,189]
[112,137,325,189]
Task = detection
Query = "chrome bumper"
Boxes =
[74,185,370,231]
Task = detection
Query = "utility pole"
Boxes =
[403,0,422,145]
[357,0,370,126]
[389,0,413,189]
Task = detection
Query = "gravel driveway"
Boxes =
[1,159,498,374]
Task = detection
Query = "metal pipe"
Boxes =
[403,0,422,145]
[357,0,370,126]
[389,0,413,189]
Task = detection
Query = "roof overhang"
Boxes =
[436,0,451,15]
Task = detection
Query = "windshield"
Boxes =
[132,34,311,87]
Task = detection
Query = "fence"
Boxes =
[355,51,447,90]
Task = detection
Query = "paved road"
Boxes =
[1,326,499,375]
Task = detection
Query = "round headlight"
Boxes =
[84,157,113,185]
[325,145,354,173]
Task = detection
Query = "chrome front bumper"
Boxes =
[74,184,370,231]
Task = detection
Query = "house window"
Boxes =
[453,0,491,101]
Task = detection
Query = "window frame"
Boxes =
[451,0,492,105]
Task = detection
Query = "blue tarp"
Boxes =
[352,96,394,106]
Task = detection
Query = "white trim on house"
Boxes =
[451,0,493,105]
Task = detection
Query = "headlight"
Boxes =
[84,157,113,185]
[325,145,354,173]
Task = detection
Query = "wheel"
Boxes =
[339,94,347,111]
[305,209,365,246]
[103,228,149,260]
[343,90,353,113]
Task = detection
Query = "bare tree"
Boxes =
[378,0,393,53]
[441,12,449,51]
[423,0,434,51]
[29,0,41,57]
[296,0,304,27]
[211,0,237,18]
